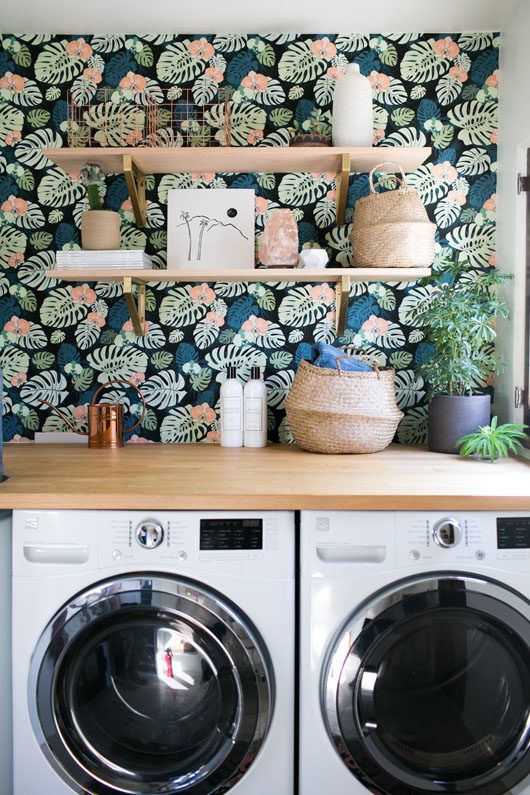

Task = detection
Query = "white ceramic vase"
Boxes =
[332,63,373,147]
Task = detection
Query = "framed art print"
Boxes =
[167,188,255,271]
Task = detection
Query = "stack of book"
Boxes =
[55,250,155,270]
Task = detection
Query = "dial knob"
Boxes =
[136,520,164,549]
[433,517,462,548]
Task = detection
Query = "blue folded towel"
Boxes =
[313,343,373,372]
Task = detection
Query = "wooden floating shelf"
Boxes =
[43,146,431,177]
[46,267,430,339]
[42,145,431,228]
[46,267,431,283]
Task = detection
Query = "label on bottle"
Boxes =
[245,397,263,431]
[221,396,242,431]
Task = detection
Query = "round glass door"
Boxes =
[30,574,273,795]
[323,575,530,795]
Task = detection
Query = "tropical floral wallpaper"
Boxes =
[0,32,498,443]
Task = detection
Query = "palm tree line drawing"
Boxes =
[176,211,249,261]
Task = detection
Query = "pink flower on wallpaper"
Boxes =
[123,319,149,334]
[432,161,458,183]
[190,283,216,305]
[486,69,500,88]
[241,71,269,91]
[361,315,389,335]
[5,130,21,145]
[12,435,31,444]
[310,171,335,183]
[128,434,150,444]
[490,129,498,144]
[326,189,337,202]
[83,67,102,84]
[73,405,88,422]
[325,310,336,325]
[488,253,497,266]
[206,430,221,444]
[247,129,264,145]
[206,311,225,328]
[1,195,28,216]
[10,372,27,387]
[129,372,145,387]
[449,66,468,83]
[483,193,497,212]
[119,71,147,94]
[447,189,467,206]
[310,284,335,305]
[242,315,269,335]
[373,129,385,144]
[368,71,390,92]
[310,37,336,60]
[188,38,215,60]
[8,252,24,268]
[432,36,460,59]
[326,66,345,80]
[0,72,25,92]
[190,171,216,184]
[121,198,133,213]
[205,67,224,84]
[72,284,96,305]
[126,130,142,145]
[66,38,93,61]
[255,196,269,215]
[87,311,106,328]
[191,403,216,424]
[4,316,31,336]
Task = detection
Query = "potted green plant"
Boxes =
[290,109,331,147]
[412,259,512,453]
[79,162,120,251]
[456,416,528,461]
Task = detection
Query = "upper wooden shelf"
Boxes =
[42,146,431,176]
[46,267,431,283]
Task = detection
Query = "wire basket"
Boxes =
[67,87,233,148]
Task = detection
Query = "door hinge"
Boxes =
[515,386,526,408]
[517,173,530,194]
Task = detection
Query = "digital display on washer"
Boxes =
[497,517,530,549]
[200,519,263,550]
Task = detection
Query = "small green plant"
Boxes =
[413,258,512,396]
[456,416,528,461]
[293,109,330,138]
[79,162,106,210]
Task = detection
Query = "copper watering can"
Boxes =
[40,379,146,448]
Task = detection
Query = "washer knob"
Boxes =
[136,520,164,549]
[433,517,462,548]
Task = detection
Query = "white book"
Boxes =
[56,250,155,269]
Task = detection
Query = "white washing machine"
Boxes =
[13,509,294,795]
[300,511,530,795]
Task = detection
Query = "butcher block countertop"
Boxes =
[0,443,528,511]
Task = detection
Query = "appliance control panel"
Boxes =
[396,512,530,569]
[98,511,285,573]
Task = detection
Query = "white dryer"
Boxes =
[300,511,530,795]
[13,509,294,795]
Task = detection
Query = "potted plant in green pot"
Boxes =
[79,162,121,250]
[413,260,511,453]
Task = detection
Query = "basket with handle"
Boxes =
[285,353,404,454]
[351,161,436,268]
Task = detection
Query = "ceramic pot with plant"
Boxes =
[290,109,330,147]
[80,162,120,251]
[412,259,512,454]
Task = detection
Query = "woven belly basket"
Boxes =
[285,357,404,454]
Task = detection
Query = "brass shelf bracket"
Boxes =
[123,276,146,336]
[335,273,351,337]
[123,154,147,227]
[335,152,351,226]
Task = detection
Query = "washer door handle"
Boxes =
[317,545,387,564]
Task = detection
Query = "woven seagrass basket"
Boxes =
[285,355,403,454]
[351,161,436,268]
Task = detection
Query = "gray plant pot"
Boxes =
[428,394,491,454]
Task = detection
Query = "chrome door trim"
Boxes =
[29,573,274,795]
[322,572,530,795]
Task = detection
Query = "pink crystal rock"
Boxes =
[259,209,299,267]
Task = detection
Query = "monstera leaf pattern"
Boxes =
[0,32,498,444]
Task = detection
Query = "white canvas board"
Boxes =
[167,188,255,271]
